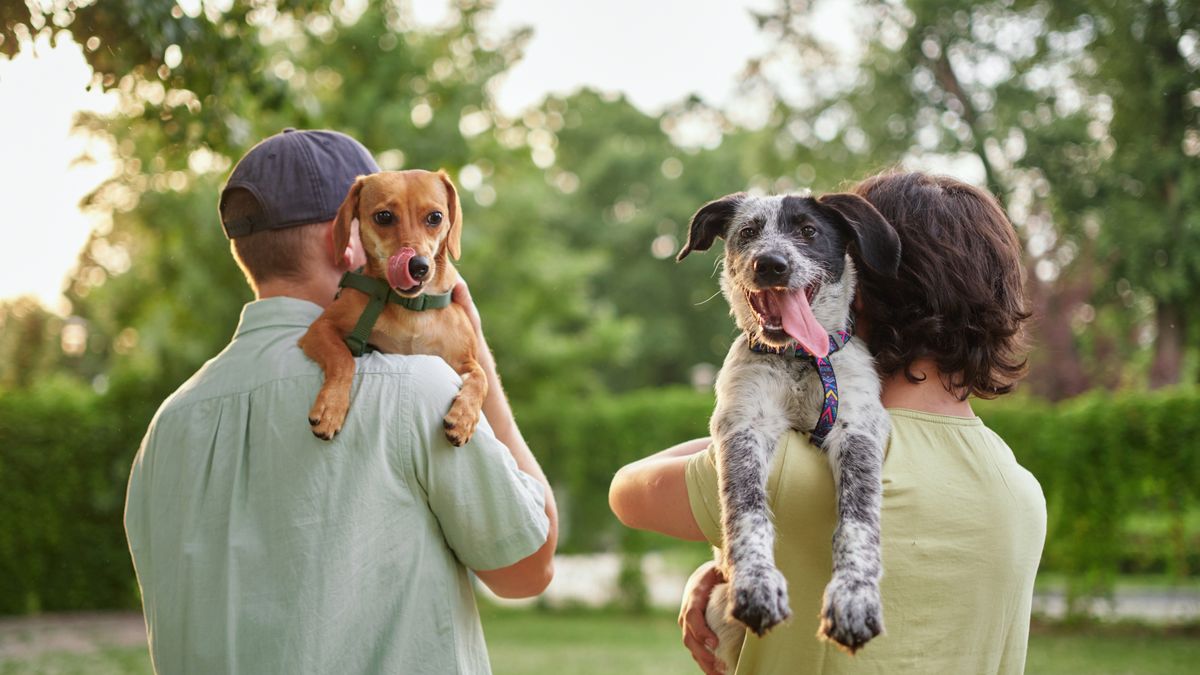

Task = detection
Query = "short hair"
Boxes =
[853,171,1031,399]
[222,188,327,291]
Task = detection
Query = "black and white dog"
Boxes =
[677,191,900,659]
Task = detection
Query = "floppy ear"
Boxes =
[677,192,745,261]
[438,170,462,260]
[816,192,901,277]
[332,176,366,266]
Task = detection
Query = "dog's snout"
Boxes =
[753,254,789,285]
[409,256,430,281]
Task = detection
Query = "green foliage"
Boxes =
[516,387,715,551]
[2,374,1198,614]
[519,387,1200,608]
[0,377,139,614]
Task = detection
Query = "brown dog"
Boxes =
[299,170,486,446]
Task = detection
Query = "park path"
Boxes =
[3,554,1197,659]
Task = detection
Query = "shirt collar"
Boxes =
[234,297,325,337]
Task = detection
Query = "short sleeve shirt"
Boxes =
[687,409,1046,675]
[124,297,549,675]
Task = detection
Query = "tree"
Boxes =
[742,0,1200,395]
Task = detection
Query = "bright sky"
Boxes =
[0,0,800,312]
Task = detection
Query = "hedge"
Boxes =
[2,379,1197,615]
[518,387,1200,608]
[0,378,142,614]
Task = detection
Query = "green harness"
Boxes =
[336,270,453,356]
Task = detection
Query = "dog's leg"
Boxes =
[817,420,887,653]
[712,381,793,636]
[298,317,357,440]
[442,357,488,447]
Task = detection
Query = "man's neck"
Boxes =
[255,275,339,308]
[879,358,975,417]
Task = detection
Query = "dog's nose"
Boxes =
[409,256,430,281]
[753,254,789,284]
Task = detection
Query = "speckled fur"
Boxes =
[678,192,899,658]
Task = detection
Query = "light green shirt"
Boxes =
[125,297,549,675]
[687,409,1046,675]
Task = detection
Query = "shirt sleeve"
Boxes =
[405,357,549,571]
[685,442,725,548]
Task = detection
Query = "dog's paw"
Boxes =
[442,395,481,447]
[308,389,349,441]
[731,565,791,636]
[817,574,883,654]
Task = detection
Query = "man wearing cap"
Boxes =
[124,129,557,674]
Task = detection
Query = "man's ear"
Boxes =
[816,193,901,277]
[677,192,745,261]
[437,170,463,260]
[332,176,366,266]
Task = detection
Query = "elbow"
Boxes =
[490,559,555,599]
[608,467,642,530]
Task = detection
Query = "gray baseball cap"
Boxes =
[218,128,380,238]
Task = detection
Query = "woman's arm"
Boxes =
[608,437,711,541]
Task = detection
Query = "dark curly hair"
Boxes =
[853,171,1031,399]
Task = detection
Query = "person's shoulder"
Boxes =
[355,353,460,384]
[355,353,463,408]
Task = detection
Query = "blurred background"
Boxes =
[0,0,1198,673]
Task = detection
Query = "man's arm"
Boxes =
[608,437,710,541]
[453,281,558,598]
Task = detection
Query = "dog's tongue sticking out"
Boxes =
[757,289,829,357]
[387,247,419,290]
[779,290,829,357]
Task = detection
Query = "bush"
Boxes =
[0,377,141,614]
[1,379,1197,615]
[516,386,715,552]
[519,386,1200,606]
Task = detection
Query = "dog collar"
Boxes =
[749,329,853,449]
[336,270,453,356]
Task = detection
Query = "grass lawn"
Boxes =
[2,610,1197,674]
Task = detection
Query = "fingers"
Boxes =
[450,278,483,335]
[684,598,719,648]
[679,562,725,673]
[683,631,724,675]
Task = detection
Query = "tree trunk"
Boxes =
[1024,272,1092,401]
[1149,301,1186,389]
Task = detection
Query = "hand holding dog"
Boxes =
[680,561,726,675]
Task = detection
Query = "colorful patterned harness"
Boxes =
[748,328,854,449]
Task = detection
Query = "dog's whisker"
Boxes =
[694,289,724,306]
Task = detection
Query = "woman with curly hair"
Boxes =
[611,171,1046,675]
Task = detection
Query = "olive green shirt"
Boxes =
[125,298,549,674]
[687,409,1046,674]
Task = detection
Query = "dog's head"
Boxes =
[333,169,463,297]
[678,192,900,353]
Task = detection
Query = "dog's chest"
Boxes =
[369,307,440,355]
[779,357,827,429]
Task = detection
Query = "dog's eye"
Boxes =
[801,225,817,237]
[739,225,758,239]
[373,211,395,226]
[426,211,443,227]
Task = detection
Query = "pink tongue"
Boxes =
[387,247,418,290]
[779,290,829,357]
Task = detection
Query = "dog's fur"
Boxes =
[677,191,900,661]
[299,169,486,446]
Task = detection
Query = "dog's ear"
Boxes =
[332,176,366,266]
[677,192,745,261]
[437,170,462,260]
[816,193,901,277]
